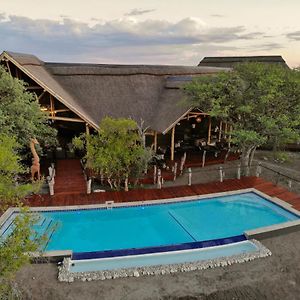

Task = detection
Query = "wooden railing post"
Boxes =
[219,166,224,182]
[157,169,162,189]
[153,165,157,184]
[188,168,192,186]
[202,150,207,168]
[237,163,241,180]
[255,162,262,177]
[173,162,178,181]
[87,178,92,194]
[180,152,186,175]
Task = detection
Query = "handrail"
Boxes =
[259,163,300,184]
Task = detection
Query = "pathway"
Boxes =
[53,159,86,195]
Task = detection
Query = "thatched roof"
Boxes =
[1,51,228,133]
[198,55,289,68]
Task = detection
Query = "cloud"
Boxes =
[248,42,284,51]
[125,8,156,16]
[210,14,225,18]
[286,31,300,41]
[0,14,269,64]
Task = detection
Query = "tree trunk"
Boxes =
[249,146,257,167]
[241,145,257,176]
[124,176,129,192]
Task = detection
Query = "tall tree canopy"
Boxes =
[0,66,55,297]
[184,63,300,167]
[73,117,152,190]
[0,65,56,155]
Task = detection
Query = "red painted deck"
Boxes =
[26,176,300,212]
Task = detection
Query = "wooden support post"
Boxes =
[5,60,11,75]
[207,116,212,144]
[154,131,157,152]
[86,123,90,135]
[16,68,20,79]
[218,121,222,141]
[50,95,55,117]
[171,126,175,161]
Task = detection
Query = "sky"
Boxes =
[0,0,299,67]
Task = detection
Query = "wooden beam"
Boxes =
[171,126,175,161]
[154,131,157,152]
[37,90,46,101]
[26,86,43,90]
[53,109,71,114]
[48,116,85,123]
[5,60,11,75]
[207,116,212,144]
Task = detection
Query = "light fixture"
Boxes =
[196,116,202,123]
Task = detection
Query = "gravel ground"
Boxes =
[15,231,300,300]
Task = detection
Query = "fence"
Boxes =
[160,161,300,194]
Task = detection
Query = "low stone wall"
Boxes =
[58,240,271,283]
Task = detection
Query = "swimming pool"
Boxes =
[2,190,297,255]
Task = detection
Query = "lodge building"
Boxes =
[0,51,288,162]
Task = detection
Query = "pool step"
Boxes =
[0,213,17,240]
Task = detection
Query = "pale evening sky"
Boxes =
[0,0,299,67]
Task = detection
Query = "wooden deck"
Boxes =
[26,175,300,212]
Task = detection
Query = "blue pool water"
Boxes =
[1,192,298,253]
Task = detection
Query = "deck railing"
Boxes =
[165,161,300,194]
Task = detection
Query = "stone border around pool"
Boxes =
[57,240,272,282]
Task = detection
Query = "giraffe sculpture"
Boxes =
[30,138,40,181]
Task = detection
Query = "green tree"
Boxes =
[184,63,300,168]
[0,65,56,156]
[73,117,153,190]
[0,134,40,298]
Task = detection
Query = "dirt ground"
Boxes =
[15,230,300,300]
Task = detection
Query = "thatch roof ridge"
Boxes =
[45,63,228,76]
[199,55,288,68]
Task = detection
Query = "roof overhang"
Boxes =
[0,51,98,129]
